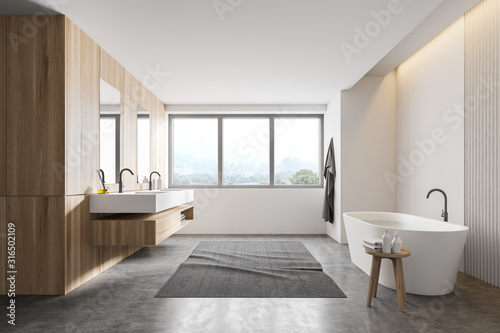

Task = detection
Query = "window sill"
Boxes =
[168,185,324,189]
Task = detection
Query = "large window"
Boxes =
[169,115,323,187]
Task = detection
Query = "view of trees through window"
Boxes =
[274,117,320,185]
[171,116,322,187]
[172,118,218,185]
[223,118,270,185]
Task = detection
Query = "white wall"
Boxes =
[325,91,343,241]
[178,188,326,234]
[395,17,464,226]
[174,105,333,235]
[342,73,397,216]
[326,73,397,244]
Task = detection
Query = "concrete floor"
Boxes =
[1,235,500,332]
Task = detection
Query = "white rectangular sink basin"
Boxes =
[89,189,194,213]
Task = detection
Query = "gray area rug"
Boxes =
[155,241,346,298]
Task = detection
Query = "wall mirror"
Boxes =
[99,78,121,184]
[137,105,150,184]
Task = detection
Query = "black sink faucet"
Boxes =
[119,168,134,193]
[426,188,448,222]
[98,169,107,192]
[149,171,161,190]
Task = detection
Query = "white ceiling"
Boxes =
[1,0,479,105]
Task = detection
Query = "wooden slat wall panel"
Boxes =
[132,76,150,190]
[464,0,500,288]
[140,84,151,111]
[139,84,153,186]
[122,71,136,188]
[156,98,166,179]
[65,18,100,196]
[7,197,65,295]
[149,93,157,175]
[0,16,6,195]
[100,49,123,92]
[100,245,141,272]
[65,195,100,293]
[150,94,166,179]
[6,16,66,196]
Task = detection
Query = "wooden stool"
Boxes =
[365,248,411,312]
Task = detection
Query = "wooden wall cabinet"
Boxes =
[0,15,167,295]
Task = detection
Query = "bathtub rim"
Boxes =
[343,211,469,233]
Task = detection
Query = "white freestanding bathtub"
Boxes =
[343,212,468,296]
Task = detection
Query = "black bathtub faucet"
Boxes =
[426,188,448,222]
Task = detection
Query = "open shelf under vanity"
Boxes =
[90,205,194,246]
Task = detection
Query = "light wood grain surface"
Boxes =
[154,97,166,178]
[65,18,100,195]
[100,48,123,92]
[5,197,66,295]
[366,248,410,312]
[91,205,193,246]
[365,248,410,258]
[123,71,137,187]
[65,195,101,293]
[7,16,66,196]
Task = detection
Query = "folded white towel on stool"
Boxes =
[363,238,383,246]
[363,244,382,252]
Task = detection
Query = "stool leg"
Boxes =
[392,258,404,312]
[398,258,407,302]
[367,256,379,306]
[372,257,381,297]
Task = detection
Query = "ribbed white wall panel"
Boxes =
[464,0,500,288]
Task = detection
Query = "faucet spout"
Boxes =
[98,169,106,192]
[426,188,448,222]
[149,171,162,190]
[119,168,134,193]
